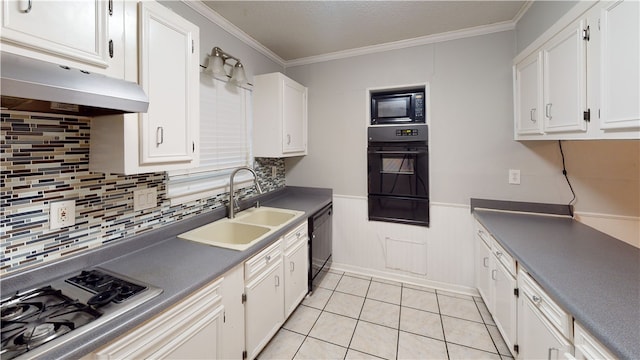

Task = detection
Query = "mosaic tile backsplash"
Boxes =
[1,111,286,274]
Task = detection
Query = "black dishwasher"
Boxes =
[308,203,332,292]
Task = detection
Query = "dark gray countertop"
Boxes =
[474,209,640,360]
[1,186,332,360]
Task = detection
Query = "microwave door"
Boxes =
[373,96,411,123]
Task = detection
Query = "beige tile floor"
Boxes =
[257,269,514,360]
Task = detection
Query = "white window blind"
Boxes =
[167,77,253,204]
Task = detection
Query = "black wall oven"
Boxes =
[367,125,429,226]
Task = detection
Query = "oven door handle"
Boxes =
[368,150,426,155]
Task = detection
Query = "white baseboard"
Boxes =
[330,261,479,297]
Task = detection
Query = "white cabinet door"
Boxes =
[284,239,309,318]
[0,0,109,68]
[94,278,223,360]
[475,234,492,307]
[517,294,573,360]
[543,19,588,133]
[253,72,308,158]
[245,261,284,360]
[514,52,544,135]
[138,1,198,165]
[282,78,307,154]
[599,0,640,130]
[220,265,245,360]
[492,260,517,356]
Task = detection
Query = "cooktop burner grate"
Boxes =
[0,286,102,360]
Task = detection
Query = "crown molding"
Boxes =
[186,1,516,68]
[181,0,286,67]
[513,1,534,24]
[285,21,516,68]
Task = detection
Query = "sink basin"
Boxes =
[178,207,304,251]
[178,221,271,251]
[235,207,300,227]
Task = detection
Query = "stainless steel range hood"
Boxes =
[1,52,148,116]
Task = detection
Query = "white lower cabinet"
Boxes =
[244,241,285,360]
[93,278,225,359]
[517,268,573,360]
[493,257,517,354]
[244,221,309,359]
[220,265,246,360]
[474,221,517,357]
[573,322,617,360]
[283,223,310,319]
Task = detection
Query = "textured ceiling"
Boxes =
[202,1,527,61]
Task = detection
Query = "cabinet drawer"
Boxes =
[492,238,516,277]
[95,278,223,359]
[574,322,616,360]
[475,222,493,248]
[518,268,572,340]
[245,239,283,281]
[284,221,308,250]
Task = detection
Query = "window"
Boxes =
[167,77,253,205]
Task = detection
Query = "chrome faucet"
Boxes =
[228,166,263,219]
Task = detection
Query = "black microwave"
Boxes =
[371,88,425,125]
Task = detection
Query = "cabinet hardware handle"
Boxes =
[296,232,301,238]
[491,269,497,280]
[266,255,271,262]
[495,251,503,258]
[108,0,113,15]
[548,347,559,360]
[20,0,31,13]
[287,134,291,145]
[290,261,294,272]
[275,275,280,287]
[530,108,537,122]
[532,294,542,305]
[156,126,164,146]
[109,40,114,58]
[483,257,489,268]
[546,103,552,120]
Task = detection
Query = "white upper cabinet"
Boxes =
[253,72,308,158]
[514,0,639,140]
[138,0,198,165]
[514,52,544,135]
[599,0,640,130]
[0,0,124,78]
[90,1,199,174]
[542,19,588,133]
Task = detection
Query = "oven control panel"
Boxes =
[368,124,428,143]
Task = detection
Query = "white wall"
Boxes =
[283,29,639,290]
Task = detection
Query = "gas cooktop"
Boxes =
[1,268,162,360]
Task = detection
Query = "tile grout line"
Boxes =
[342,276,372,360]
[293,271,343,360]
[395,284,404,360]
[434,289,451,360]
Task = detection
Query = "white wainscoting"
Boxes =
[331,195,477,295]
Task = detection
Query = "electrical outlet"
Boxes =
[133,188,157,211]
[271,166,277,178]
[50,200,76,230]
[509,169,521,185]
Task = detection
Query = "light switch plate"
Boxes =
[50,200,76,229]
[509,169,521,185]
[133,188,157,211]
